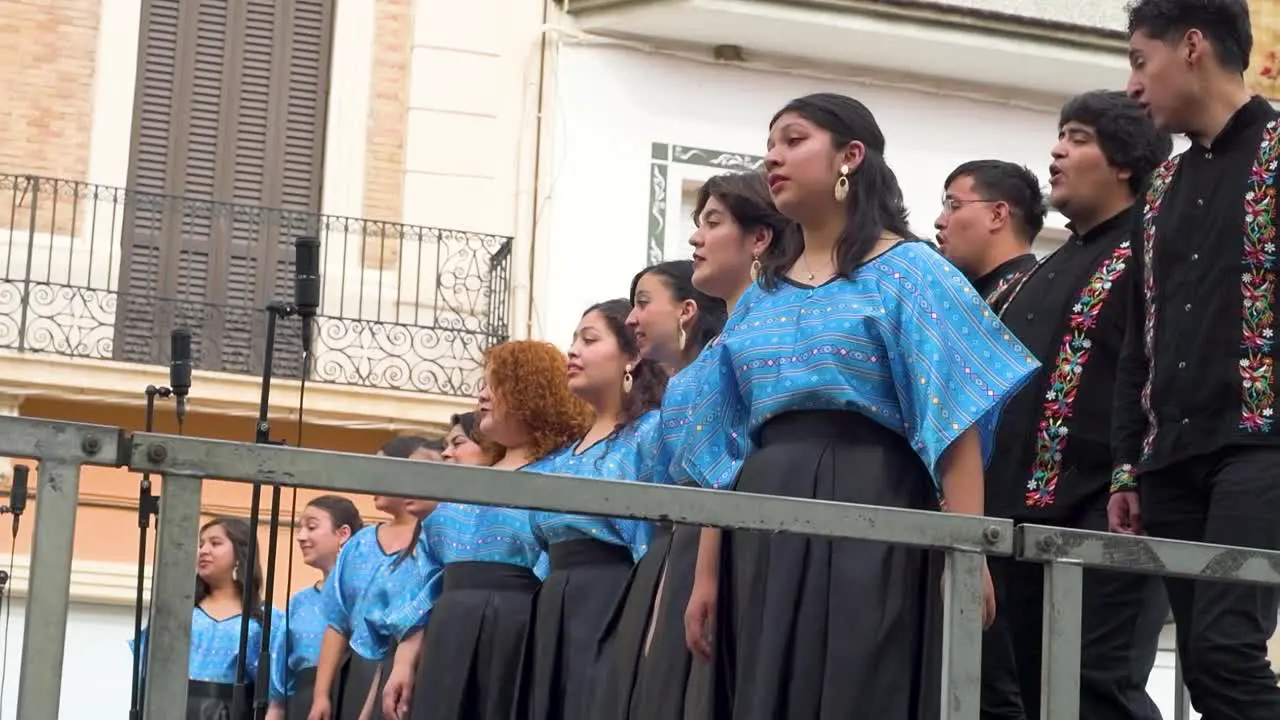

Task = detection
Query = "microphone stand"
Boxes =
[129,384,170,720]
[234,236,319,720]
[233,301,296,720]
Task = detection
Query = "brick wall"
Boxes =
[0,0,101,236]
[361,0,413,270]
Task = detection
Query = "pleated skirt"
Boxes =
[629,522,719,719]
[410,561,540,720]
[186,680,246,720]
[591,521,673,719]
[519,538,634,720]
[337,652,384,720]
[719,410,943,720]
[284,667,320,719]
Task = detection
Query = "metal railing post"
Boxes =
[143,472,203,718]
[0,418,122,718]
[1038,560,1083,719]
[941,549,985,719]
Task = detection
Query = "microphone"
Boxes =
[9,464,28,537]
[293,236,321,354]
[170,327,193,424]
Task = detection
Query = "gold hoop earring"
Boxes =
[622,363,634,394]
[834,164,850,202]
[677,325,688,352]
[749,255,761,282]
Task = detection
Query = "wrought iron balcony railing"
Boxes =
[0,174,513,398]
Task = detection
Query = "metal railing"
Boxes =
[0,174,513,397]
[7,415,1268,718]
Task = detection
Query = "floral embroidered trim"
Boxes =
[1025,241,1133,508]
[1239,120,1280,432]
[1139,157,1181,458]
[1110,463,1138,494]
[985,269,1029,310]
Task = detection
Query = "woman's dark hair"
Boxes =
[449,411,504,464]
[306,494,364,537]
[582,298,667,426]
[765,93,915,285]
[1059,90,1174,196]
[380,435,432,459]
[629,260,726,364]
[195,517,264,621]
[696,172,797,292]
[378,435,433,568]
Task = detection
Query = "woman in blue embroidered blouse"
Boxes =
[678,93,1040,719]
[265,495,363,720]
[308,436,438,720]
[379,340,592,720]
[132,516,282,720]
[515,298,665,720]
[594,172,787,720]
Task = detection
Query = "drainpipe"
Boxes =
[509,0,554,340]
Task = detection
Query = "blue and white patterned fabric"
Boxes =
[322,524,424,660]
[132,605,284,685]
[269,585,325,700]
[529,409,661,561]
[678,241,1040,492]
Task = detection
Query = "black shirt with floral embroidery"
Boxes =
[1112,95,1280,493]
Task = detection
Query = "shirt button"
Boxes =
[1181,418,1190,425]
[1197,199,1205,206]
[1026,312,1035,321]
[1185,304,1192,311]
[1047,272,1056,279]
[1206,152,1213,159]
[1191,253,1199,261]
[1178,361,1187,369]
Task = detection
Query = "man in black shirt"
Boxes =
[963,93,1173,720]
[1117,1,1280,717]
[934,160,1042,310]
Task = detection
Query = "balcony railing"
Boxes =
[0,174,513,397]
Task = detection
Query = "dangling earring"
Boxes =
[677,324,688,352]
[622,363,634,394]
[749,253,761,282]
[834,164,850,202]
[232,563,240,583]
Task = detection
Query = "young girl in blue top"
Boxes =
[266,495,363,719]
[132,516,283,720]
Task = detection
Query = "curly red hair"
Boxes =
[485,340,592,459]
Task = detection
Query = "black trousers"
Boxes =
[1140,446,1280,720]
[981,494,1167,720]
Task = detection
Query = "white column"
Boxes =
[321,0,377,220]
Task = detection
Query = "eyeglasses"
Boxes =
[940,197,999,214]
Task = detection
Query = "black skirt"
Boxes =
[285,667,319,718]
[591,522,674,718]
[410,561,540,720]
[629,522,720,719]
[520,538,635,720]
[337,652,383,720]
[719,410,943,720]
[186,680,245,720]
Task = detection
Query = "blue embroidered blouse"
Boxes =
[131,605,284,685]
[269,584,326,701]
[678,241,1040,492]
[641,349,720,488]
[529,410,661,561]
[322,524,423,660]
[373,459,556,640]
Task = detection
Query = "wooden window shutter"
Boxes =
[115,0,334,380]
